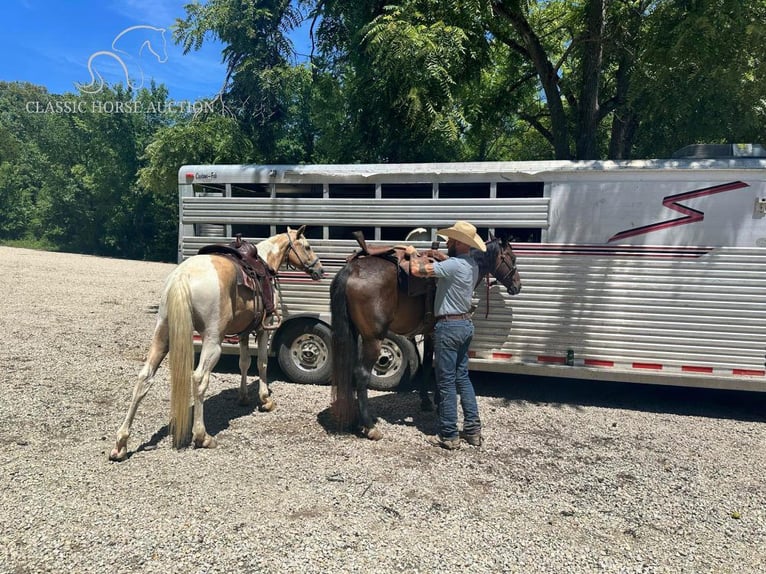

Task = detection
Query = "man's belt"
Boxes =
[436,313,471,321]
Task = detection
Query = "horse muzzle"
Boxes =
[310,267,326,281]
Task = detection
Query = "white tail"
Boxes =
[167,273,194,448]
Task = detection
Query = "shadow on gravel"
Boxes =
[469,372,766,423]
[315,391,439,436]
[212,355,766,428]
[126,359,263,459]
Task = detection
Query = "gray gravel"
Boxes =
[1,245,765,574]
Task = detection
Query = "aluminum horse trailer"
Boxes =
[178,144,766,391]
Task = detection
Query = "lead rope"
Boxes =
[262,250,285,330]
[485,274,491,319]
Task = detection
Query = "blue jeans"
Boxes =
[433,319,481,439]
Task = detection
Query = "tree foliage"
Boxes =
[2,1,766,259]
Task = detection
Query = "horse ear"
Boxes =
[296,225,306,237]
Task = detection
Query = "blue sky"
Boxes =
[0,1,231,101]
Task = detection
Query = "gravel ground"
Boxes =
[1,245,765,574]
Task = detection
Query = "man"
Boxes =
[406,221,485,450]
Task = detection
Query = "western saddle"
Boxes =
[198,234,280,330]
[347,230,442,303]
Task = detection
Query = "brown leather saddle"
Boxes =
[198,234,279,330]
[347,231,438,297]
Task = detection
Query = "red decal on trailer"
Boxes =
[584,359,615,368]
[512,244,713,259]
[608,181,749,242]
[633,362,663,370]
[492,352,514,360]
[681,366,714,374]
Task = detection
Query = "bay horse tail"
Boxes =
[330,265,359,430]
[167,272,194,448]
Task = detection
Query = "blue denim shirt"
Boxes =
[431,254,479,316]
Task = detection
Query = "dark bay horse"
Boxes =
[110,226,324,460]
[330,237,521,440]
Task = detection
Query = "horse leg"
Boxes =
[357,338,383,441]
[254,329,275,412]
[238,333,251,405]
[419,334,436,412]
[190,335,222,449]
[110,319,168,461]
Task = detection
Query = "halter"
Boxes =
[492,247,518,288]
[478,239,517,288]
[284,231,321,274]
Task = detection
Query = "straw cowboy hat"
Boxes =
[436,221,486,252]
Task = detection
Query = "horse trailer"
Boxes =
[178,144,766,392]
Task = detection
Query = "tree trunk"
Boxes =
[492,1,571,159]
[576,0,605,159]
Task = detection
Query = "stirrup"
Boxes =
[262,313,282,331]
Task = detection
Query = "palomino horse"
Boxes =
[330,236,521,440]
[110,226,324,461]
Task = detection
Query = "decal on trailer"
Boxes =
[608,181,749,242]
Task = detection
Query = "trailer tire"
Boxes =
[277,321,332,385]
[368,334,419,391]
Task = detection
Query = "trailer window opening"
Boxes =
[381,183,433,199]
[193,183,225,196]
[438,182,490,198]
[231,224,270,239]
[230,184,269,197]
[329,225,375,241]
[494,227,541,243]
[496,181,544,198]
[328,184,375,198]
[274,184,323,198]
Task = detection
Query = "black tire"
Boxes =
[277,321,333,385]
[368,333,420,391]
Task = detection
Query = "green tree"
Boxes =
[138,111,254,261]
[175,0,317,161]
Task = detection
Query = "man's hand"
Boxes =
[423,248,447,261]
[404,245,419,257]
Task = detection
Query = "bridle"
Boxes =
[284,232,322,275]
[492,245,518,288]
[478,240,520,317]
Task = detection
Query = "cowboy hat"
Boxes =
[436,221,486,252]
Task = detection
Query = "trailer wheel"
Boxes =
[369,334,419,391]
[277,321,332,385]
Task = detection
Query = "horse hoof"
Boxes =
[365,427,383,441]
[109,446,127,461]
[259,399,276,412]
[195,435,217,449]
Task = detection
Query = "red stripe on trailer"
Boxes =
[585,359,614,368]
[633,362,663,370]
[732,369,766,377]
[681,365,714,374]
[492,352,513,360]
[468,350,477,358]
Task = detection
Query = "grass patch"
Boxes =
[0,238,60,251]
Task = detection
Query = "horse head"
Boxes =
[285,225,325,280]
[475,235,522,295]
[136,26,169,64]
